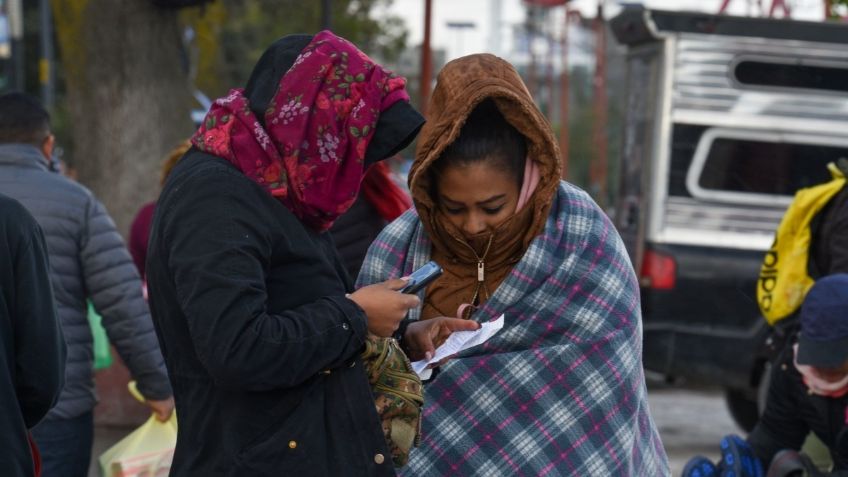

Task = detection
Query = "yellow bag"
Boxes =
[99,381,177,477]
[757,163,846,324]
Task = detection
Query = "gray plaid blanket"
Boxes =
[357,181,669,476]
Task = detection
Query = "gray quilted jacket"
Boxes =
[0,144,171,420]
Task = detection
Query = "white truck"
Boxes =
[610,6,848,430]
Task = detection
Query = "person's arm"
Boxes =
[80,197,172,401]
[160,168,372,391]
[14,217,66,428]
[747,357,810,465]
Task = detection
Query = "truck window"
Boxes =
[734,58,848,95]
[685,129,848,205]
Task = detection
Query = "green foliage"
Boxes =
[187,0,408,97]
[562,66,596,190]
[554,64,623,210]
[829,0,848,18]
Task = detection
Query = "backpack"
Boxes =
[757,162,846,325]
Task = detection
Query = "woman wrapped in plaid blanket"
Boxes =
[357,54,670,476]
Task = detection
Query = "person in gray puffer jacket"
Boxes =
[0,92,173,477]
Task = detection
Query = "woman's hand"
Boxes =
[348,278,420,337]
[403,317,481,361]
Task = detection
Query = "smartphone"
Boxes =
[399,261,443,294]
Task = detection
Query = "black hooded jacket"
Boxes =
[146,35,423,476]
[748,345,848,472]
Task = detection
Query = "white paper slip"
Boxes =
[411,314,505,380]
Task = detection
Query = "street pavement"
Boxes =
[89,387,741,476]
[648,387,743,476]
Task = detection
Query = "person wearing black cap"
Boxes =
[146,32,425,476]
[746,273,848,476]
[683,275,848,477]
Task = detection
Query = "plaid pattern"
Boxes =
[358,182,669,476]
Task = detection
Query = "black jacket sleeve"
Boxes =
[747,359,809,466]
[163,167,368,391]
[14,216,66,428]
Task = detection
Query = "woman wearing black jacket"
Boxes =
[146,32,423,476]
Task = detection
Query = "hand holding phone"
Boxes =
[400,261,443,294]
[348,277,421,337]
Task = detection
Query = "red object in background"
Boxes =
[28,433,41,477]
[361,161,412,222]
[718,0,791,17]
[523,0,568,6]
[129,202,156,279]
[640,249,677,290]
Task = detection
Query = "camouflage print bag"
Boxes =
[361,335,423,467]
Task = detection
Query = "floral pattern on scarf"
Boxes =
[192,30,410,231]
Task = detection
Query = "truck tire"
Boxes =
[725,362,772,433]
[757,362,772,417]
[724,389,759,432]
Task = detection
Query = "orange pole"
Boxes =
[559,7,570,178]
[545,36,554,118]
[528,49,538,102]
[420,0,433,115]
[591,2,608,206]
[768,0,790,17]
[526,4,539,101]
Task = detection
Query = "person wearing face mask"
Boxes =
[751,274,848,476]
[356,54,669,476]
[683,274,848,477]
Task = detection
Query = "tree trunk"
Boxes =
[52,0,194,237]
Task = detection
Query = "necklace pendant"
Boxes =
[477,261,484,282]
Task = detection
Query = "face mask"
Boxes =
[794,344,848,398]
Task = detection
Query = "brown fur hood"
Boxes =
[409,53,562,243]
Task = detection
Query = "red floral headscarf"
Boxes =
[192,31,410,231]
